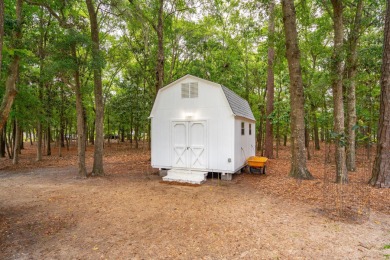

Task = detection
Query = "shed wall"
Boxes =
[234,119,256,171]
[151,78,236,172]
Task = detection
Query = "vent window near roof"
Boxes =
[181,82,198,98]
[249,124,252,135]
[241,122,245,135]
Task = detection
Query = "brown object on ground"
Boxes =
[0,142,389,259]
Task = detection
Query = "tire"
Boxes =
[262,166,266,174]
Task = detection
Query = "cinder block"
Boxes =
[159,169,168,177]
[221,173,232,181]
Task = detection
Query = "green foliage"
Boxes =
[0,0,384,151]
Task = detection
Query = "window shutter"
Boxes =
[189,82,198,98]
[181,83,190,98]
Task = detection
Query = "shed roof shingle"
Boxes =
[221,85,255,121]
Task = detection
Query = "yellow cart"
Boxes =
[247,156,268,174]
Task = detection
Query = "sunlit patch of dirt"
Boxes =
[0,141,389,259]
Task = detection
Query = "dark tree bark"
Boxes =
[331,0,348,184]
[0,0,4,74]
[0,0,22,133]
[46,125,51,155]
[0,126,5,157]
[305,125,311,160]
[12,119,20,165]
[36,6,48,161]
[281,0,313,179]
[265,0,275,159]
[155,0,164,95]
[36,99,43,161]
[89,120,95,145]
[71,44,87,178]
[60,84,65,148]
[370,0,390,188]
[312,104,320,150]
[86,0,104,176]
[345,0,363,172]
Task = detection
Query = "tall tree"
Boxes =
[0,0,23,133]
[331,0,348,183]
[86,0,105,176]
[345,0,363,172]
[281,0,313,179]
[128,0,165,96]
[264,0,275,159]
[155,0,164,93]
[12,119,20,164]
[370,0,390,188]
[71,43,88,177]
[26,0,89,177]
[0,0,4,75]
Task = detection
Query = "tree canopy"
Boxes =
[0,0,387,186]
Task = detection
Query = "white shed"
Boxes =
[150,74,256,184]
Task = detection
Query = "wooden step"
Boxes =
[162,169,207,184]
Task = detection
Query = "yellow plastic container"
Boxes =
[247,156,268,168]
[247,156,268,174]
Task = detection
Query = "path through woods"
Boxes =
[0,143,389,259]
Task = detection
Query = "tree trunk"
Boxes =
[0,126,5,157]
[346,0,363,172]
[264,0,275,159]
[312,105,320,150]
[130,112,133,145]
[0,0,4,75]
[86,0,104,176]
[0,0,22,133]
[305,125,311,160]
[155,0,164,97]
[19,127,23,150]
[0,53,20,132]
[257,104,264,154]
[46,125,51,155]
[331,0,348,184]
[29,129,33,145]
[370,0,390,188]
[89,120,95,144]
[12,119,20,165]
[60,85,65,148]
[36,121,42,161]
[71,44,87,178]
[36,7,45,161]
[281,0,313,179]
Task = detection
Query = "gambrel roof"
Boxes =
[150,74,255,121]
[221,85,255,121]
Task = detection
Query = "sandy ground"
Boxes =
[0,143,389,259]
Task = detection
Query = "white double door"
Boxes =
[172,121,207,169]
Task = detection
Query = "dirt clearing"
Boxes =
[0,143,389,259]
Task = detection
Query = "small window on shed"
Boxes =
[181,82,198,98]
[249,124,252,135]
[241,122,245,135]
